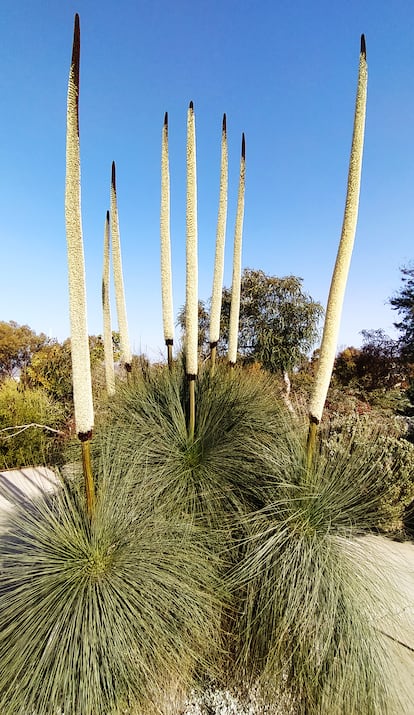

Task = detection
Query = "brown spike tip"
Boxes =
[189,100,194,111]
[222,113,227,132]
[241,133,245,160]
[111,161,116,189]
[106,210,109,221]
[360,34,366,59]
[164,111,168,126]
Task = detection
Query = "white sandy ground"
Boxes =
[1,468,414,714]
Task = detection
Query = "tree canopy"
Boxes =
[178,269,323,374]
[390,264,414,363]
[0,321,47,381]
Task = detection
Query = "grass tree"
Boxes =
[110,161,132,374]
[209,114,228,370]
[228,133,246,367]
[186,101,198,438]
[64,12,95,516]
[0,429,224,715]
[226,418,397,714]
[308,35,368,460]
[102,210,115,396]
[160,111,174,368]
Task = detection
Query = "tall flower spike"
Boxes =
[210,114,228,370]
[161,111,174,368]
[186,101,198,438]
[308,35,368,445]
[110,161,132,372]
[65,13,95,514]
[228,133,246,366]
[102,210,115,396]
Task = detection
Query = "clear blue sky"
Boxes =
[1,1,413,360]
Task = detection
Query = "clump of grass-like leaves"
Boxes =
[225,425,397,714]
[97,362,293,532]
[0,437,223,715]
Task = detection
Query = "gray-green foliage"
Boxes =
[98,362,291,531]
[0,440,222,715]
[321,412,414,530]
[226,426,395,714]
[0,363,402,714]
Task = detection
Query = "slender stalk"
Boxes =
[110,161,132,373]
[81,437,95,517]
[186,102,198,437]
[228,134,246,366]
[308,35,367,458]
[161,111,174,369]
[209,114,228,372]
[65,13,95,513]
[102,210,115,396]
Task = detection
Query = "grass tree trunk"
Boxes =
[161,112,174,369]
[186,102,198,439]
[110,161,132,375]
[65,13,95,516]
[209,114,228,372]
[102,210,115,396]
[228,134,246,368]
[308,35,368,463]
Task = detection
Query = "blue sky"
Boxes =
[1,1,414,360]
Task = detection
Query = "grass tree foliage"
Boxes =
[0,444,222,715]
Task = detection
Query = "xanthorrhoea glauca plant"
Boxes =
[186,101,198,438]
[160,112,174,368]
[209,114,228,370]
[308,35,368,460]
[102,210,115,396]
[110,161,132,374]
[65,12,95,515]
[228,134,246,367]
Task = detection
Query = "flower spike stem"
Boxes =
[186,101,198,437]
[80,434,95,518]
[188,374,196,441]
[307,34,367,459]
[166,339,173,370]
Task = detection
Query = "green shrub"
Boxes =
[321,412,414,531]
[0,379,66,469]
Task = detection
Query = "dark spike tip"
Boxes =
[71,13,80,83]
[164,111,168,126]
[189,100,194,111]
[241,133,245,160]
[222,113,227,133]
[111,161,116,189]
[106,210,109,222]
[360,34,366,59]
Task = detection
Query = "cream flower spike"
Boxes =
[210,114,228,367]
[309,35,367,427]
[110,161,132,371]
[65,13,94,438]
[161,112,174,367]
[102,210,115,396]
[228,133,246,366]
[186,101,198,378]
